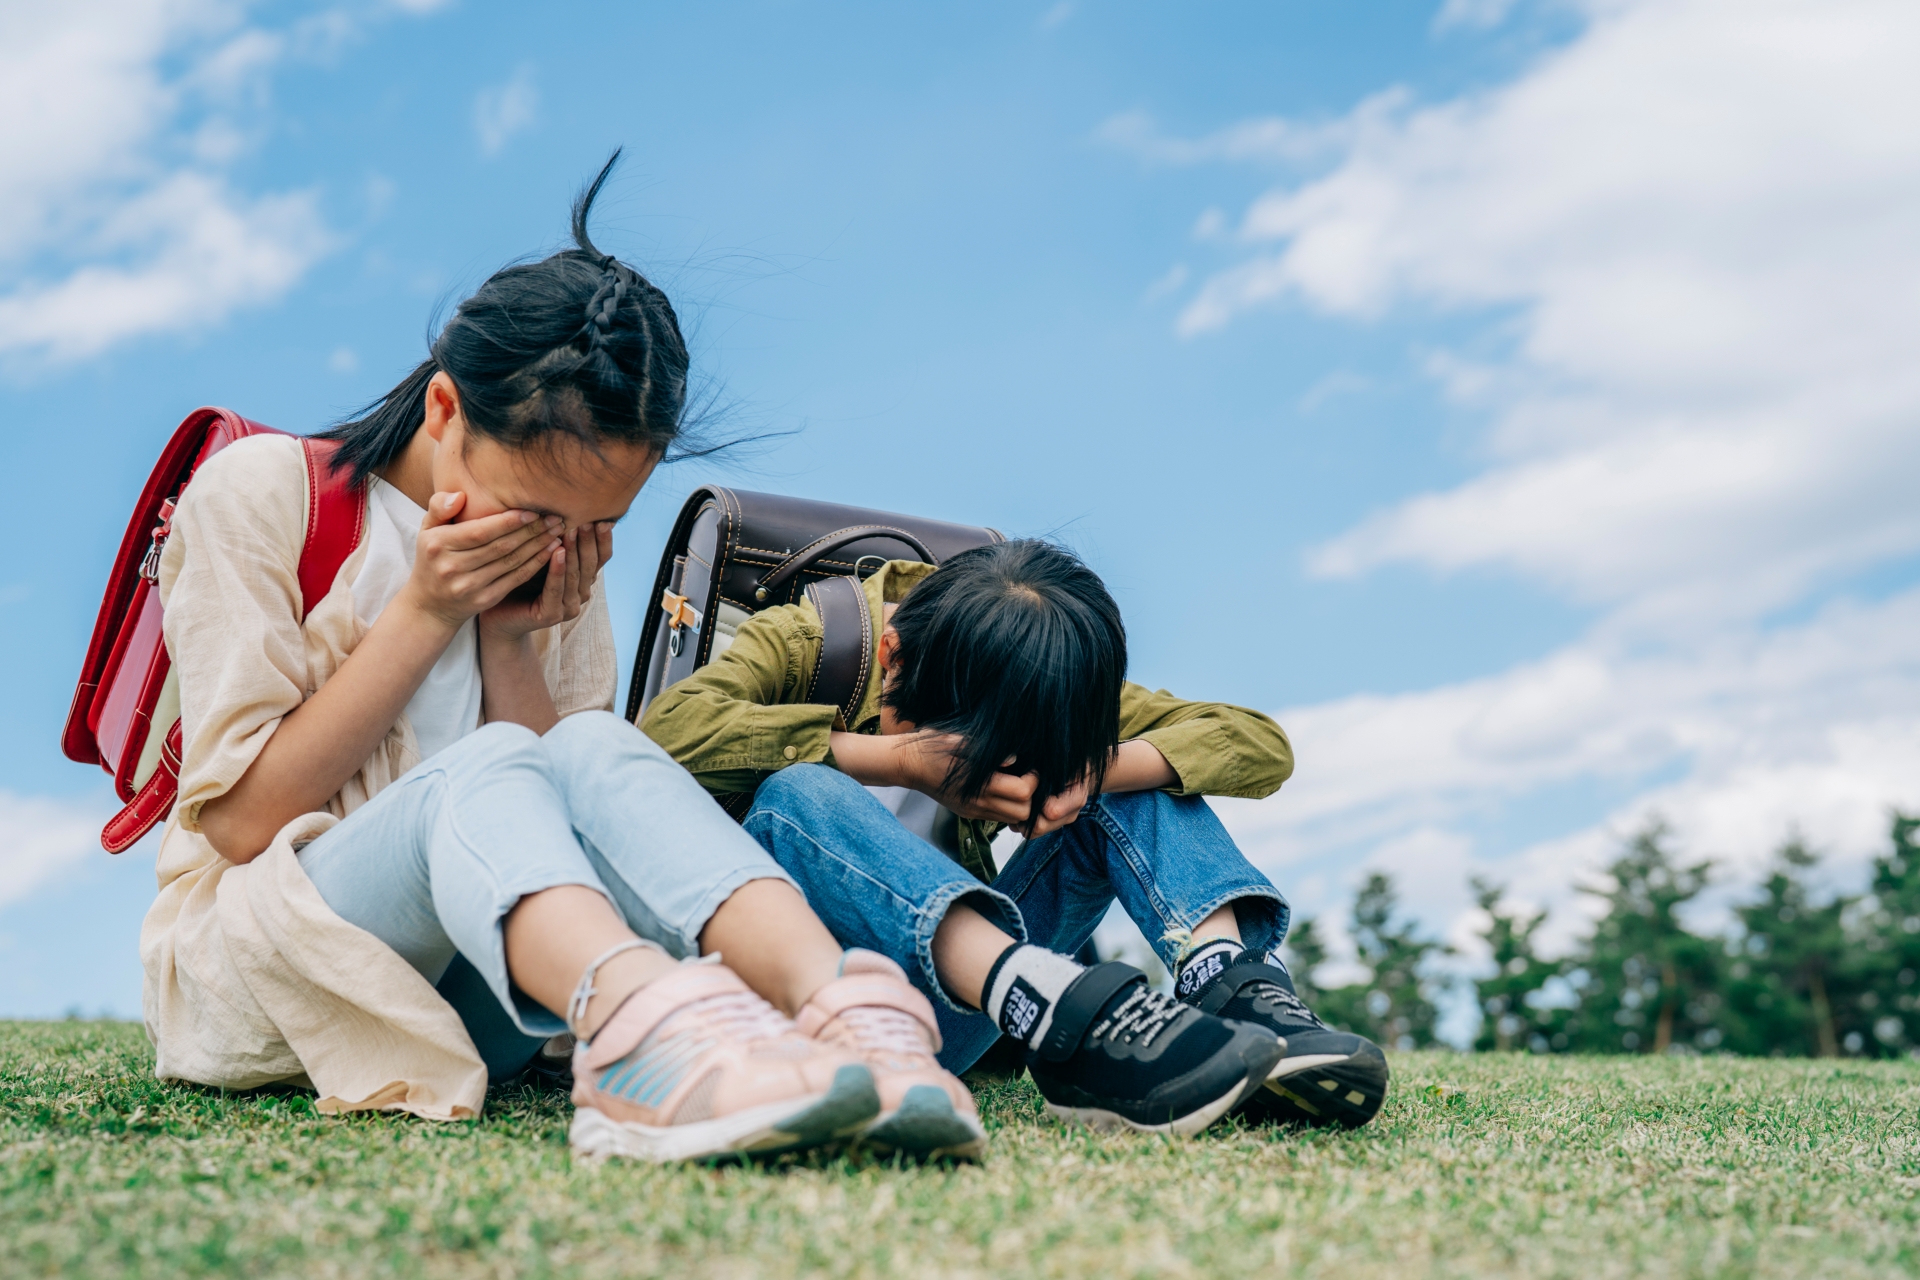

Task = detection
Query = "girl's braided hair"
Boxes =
[318,149,691,485]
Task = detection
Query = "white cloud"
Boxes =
[0,792,115,910]
[1183,0,1920,623]
[1434,0,1524,31]
[0,173,327,362]
[0,0,353,364]
[1098,94,1408,169]
[474,67,539,157]
[1164,0,1920,968]
[1140,264,1188,304]
[1215,587,1920,960]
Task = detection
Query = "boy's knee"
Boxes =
[752,762,854,814]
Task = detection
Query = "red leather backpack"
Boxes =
[62,409,366,853]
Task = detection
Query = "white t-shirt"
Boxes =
[349,479,484,763]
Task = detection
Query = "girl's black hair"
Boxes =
[881,540,1126,814]
[317,150,690,486]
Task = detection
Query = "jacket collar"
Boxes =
[850,559,938,732]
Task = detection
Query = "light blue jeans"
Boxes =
[742,764,1288,1074]
[298,711,795,1081]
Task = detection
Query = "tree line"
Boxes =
[1281,812,1920,1057]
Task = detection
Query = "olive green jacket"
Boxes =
[640,561,1293,883]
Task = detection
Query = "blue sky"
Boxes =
[6,0,1919,1024]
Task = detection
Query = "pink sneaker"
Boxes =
[570,961,878,1163]
[795,950,987,1160]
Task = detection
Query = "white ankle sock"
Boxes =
[1175,937,1245,1001]
[982,944,1085,1049]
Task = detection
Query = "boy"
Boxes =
[644,540,1386,1133]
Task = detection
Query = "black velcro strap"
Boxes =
[1036,962,1145,1063]
[1193,959,1285,1017]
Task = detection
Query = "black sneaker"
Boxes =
[523,1033,575,1090]
[1181,953,1388,1129]
[1023,962,1285,1136]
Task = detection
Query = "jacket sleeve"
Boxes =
[1117,682,1293,800]
[639,604,839,797]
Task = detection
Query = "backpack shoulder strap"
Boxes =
[298,438,366,619]
[95,436,365,855]
[803,574,874,728]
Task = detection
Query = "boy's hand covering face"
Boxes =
[899,733,1092,838]
[877,618,1095,837]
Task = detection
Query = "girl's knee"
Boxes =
[546,708,629,746]
[545,709,669,768]
[443,720,541,767]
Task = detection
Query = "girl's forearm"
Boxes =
[479,631,559,733]
[199,595,458,863]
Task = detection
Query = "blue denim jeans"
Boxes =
[298,711,796,1082]
[742,764,1288,1073]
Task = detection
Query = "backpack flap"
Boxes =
[65,409,276,773]
[67,414,364,853]
[626,485,1003,723]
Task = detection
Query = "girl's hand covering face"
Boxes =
[479,519,616,641]
[402,491,561,629]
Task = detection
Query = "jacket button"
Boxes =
[782,745,797,760]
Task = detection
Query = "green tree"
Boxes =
[1470,878,1565,1052]
[1279,912,1388,1036]
[1295,874,1446,1049]
[1850,811,1920,1057]
[1277,914,1330,1004]
[1719,839,1852,1057]
[1561,823,1724,1054]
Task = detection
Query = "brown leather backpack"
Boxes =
[626,486,1003,726]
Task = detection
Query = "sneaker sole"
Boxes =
[1258,1043,1390,1128]
[1043,1076,1244,1138]
[571,1063,879,1163]
[861,1084,988,1161]
[1044,1033,1282,1139]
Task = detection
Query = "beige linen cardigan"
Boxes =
[142,434,617,1120]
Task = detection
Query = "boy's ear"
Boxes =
[877,626,902,679]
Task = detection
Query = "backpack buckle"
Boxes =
[660,589,701,656]
[139,498,178,582]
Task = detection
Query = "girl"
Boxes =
[143,155,984,1163]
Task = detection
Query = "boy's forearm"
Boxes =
[1099,739,1179,794]
[827,730,909,787]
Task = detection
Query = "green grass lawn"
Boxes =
[2,1021,1916,1278]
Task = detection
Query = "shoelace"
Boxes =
[1088,986,1188,1050]
[1240,978,1326,1029]
[675,989,801,1046]
[835,1003,933,1066]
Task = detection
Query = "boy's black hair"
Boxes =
[882,540,1126,814]
[317,150,692,486]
